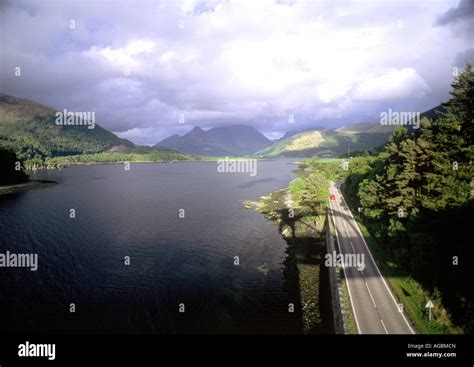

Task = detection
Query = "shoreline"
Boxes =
[245,164,334,334]
[0,180,57,195]
[24,156,282,171]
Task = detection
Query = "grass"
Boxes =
[288,177,305,203]
[306,158,344,164]
[341,190,462,334]
[283,131,324,152]
[265,155,461,334]
[256,131,324,157]
[256,129,391,158]
[340,275,358,334]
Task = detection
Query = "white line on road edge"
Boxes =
[343,221,349,232]
[349,240,356,252]
[335,198,357,253]
[365,282,377,308]
[329,199,361,335]
[335,182,416,334]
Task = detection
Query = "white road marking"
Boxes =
[329,199,361,335]
[365,281,377,308]
[380,319,389,334]
[334,182,415,334]
[349,239,356,252]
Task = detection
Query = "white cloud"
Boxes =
[1,0,470,144]
[352,68,431,102]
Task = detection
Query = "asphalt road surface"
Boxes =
[329,181,415,334]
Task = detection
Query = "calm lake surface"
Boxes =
[0,159,330,334]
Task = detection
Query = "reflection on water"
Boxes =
[0,159,331,334]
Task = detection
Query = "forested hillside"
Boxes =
[0,93,134,160]
[0,94,192,167]
[342,65,474,332]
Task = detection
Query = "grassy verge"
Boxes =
[341,187,462,334]
[339,274,358,334]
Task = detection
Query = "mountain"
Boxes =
[256,125,394,158]
[336,105,445,134]
[155,125,273,156]
[258,104,447,158]
[256,130,324,157]
[0,93,136,160]
[158,134,181,146]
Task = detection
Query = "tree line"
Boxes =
[342,65,474,332]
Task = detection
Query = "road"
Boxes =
[329,181,415,334]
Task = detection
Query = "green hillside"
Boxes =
[256,128,393,157]
[0,93,191,166]
[256,130,324,157]
[0,93,134,160]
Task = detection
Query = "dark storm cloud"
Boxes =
[435,0,474,26]
[435,0,474,40]
[455,48,474,67]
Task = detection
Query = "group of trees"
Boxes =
[0,105,134,161]
[289,159,345,217]
[0,147,28,185]
[42,150,191,166]
[342,65,474,332]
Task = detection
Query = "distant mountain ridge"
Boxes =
[155,122,399,158]
[1,92,444,160]
[155,125,273,156]
[255,129,395,158]
[256,105,444,157]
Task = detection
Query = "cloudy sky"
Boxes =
[1,0,473,145]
